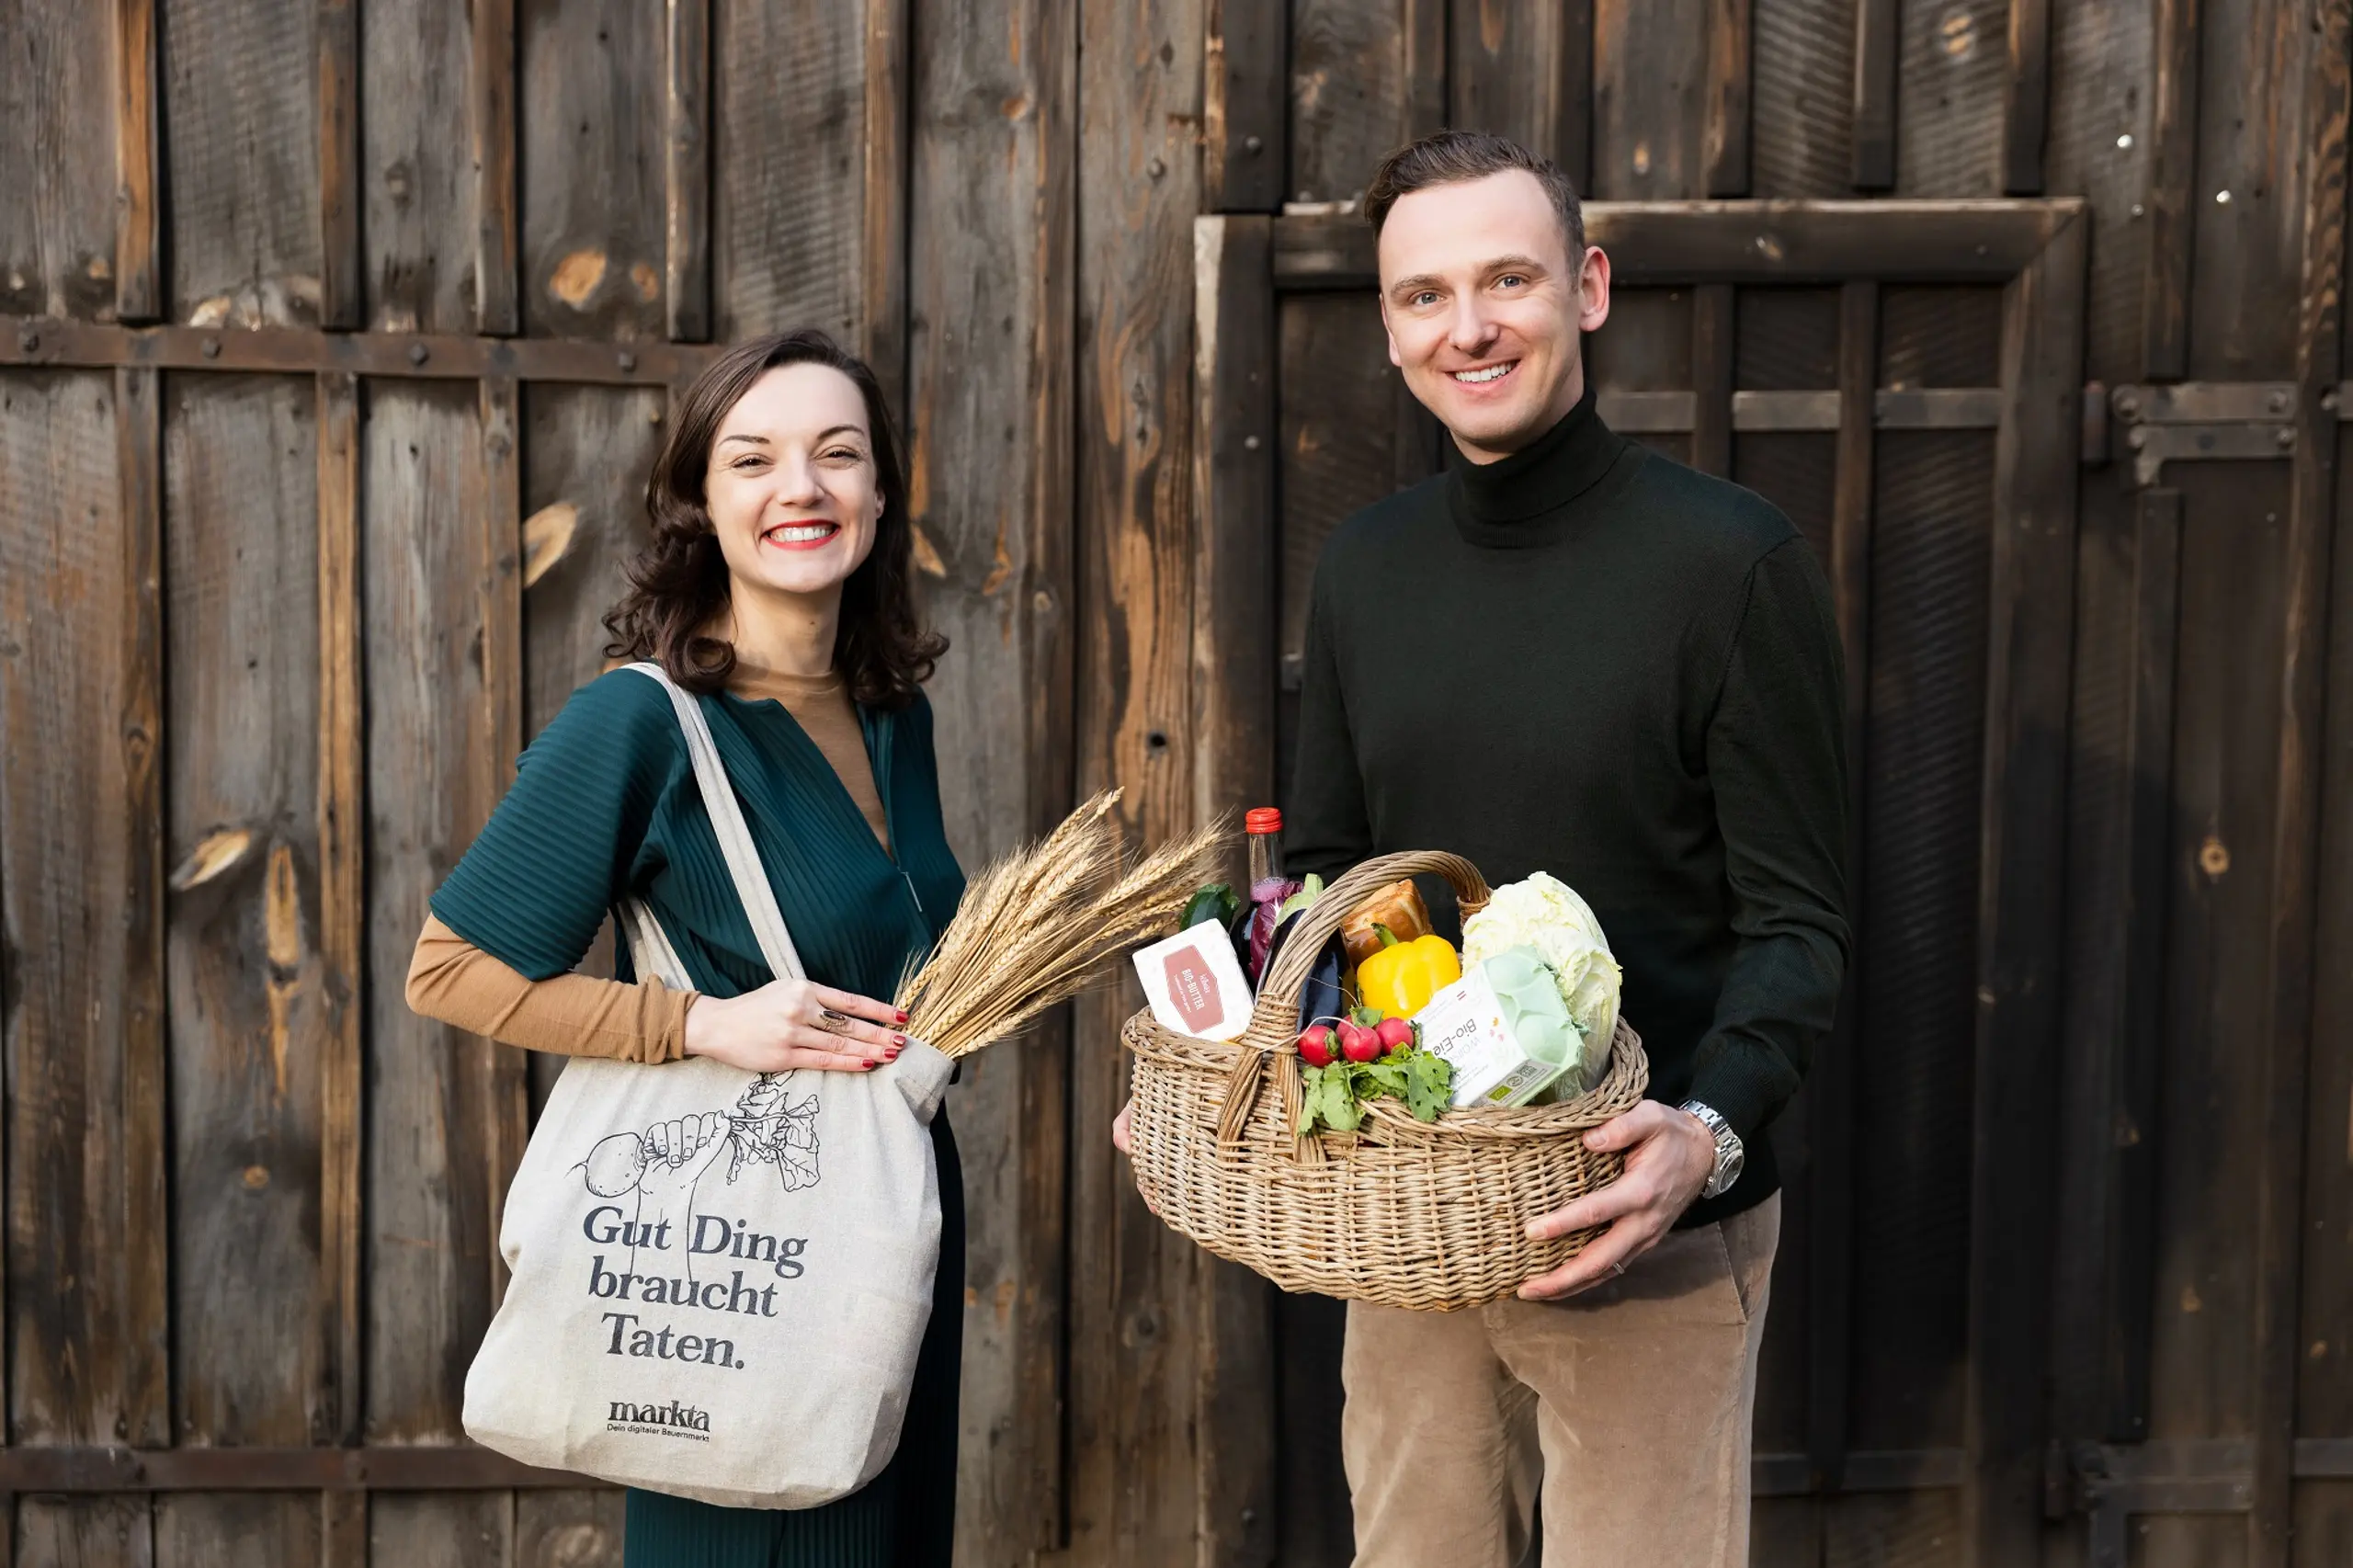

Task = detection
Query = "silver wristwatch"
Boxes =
[1679,1100,1745,1199]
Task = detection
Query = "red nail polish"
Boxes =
[863,1059,877,1069]
[894,1009,909,1024]
[893,1033,909,1046]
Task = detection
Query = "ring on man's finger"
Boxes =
[1608,1261,1627,1278]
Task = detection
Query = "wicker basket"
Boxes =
[1124,850,1649,1312]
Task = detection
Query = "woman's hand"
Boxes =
[682,978,910,1074]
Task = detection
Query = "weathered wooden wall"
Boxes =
[0,3,2348,1567]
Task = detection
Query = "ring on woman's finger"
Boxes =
[813,1007,854,1036]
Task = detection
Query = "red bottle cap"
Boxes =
[1245,807,1283,835]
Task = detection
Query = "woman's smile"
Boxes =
[763,519,841,551]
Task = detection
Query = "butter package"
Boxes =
[1414,946,1583,1108]
[1133,918,1256,1042]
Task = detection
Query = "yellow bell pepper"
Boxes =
[1356,926,1461,1018]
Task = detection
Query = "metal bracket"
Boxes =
[2109,382,2300,487]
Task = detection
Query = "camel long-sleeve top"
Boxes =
[404,665,892,1063]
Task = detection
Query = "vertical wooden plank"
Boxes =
[664,0,711,343]
[318,0,364,330]
[1071,0,1203,1559]
[515,1492,621,1568]
[314,369,367,1568]
[2001,0,2052,195]
[519,0,665,343]
[1207,0,1287,210]
[2045,0,2155,383]
[2050,482,2180,1465]
[472,0,519,335]
[1691,283,1734,476]
[1805,278,1876,1501]
[1963,209,2085,1568]
[1289,0,1445,205]
[320,1493,368,1568]
[476,374,529,1310]
[2144,457,2291,1568]
[2111,489,2180,1444]
[2141,0,2200,380]
[1752,0,1855,198]
[157,373,325,1568]
[360,379,509,1564]
[1702,0,1752,197]
[362,0,483,334]
[1850,0,1898,190]
[164,0,324,327]
[0,366,165,1564]
[2186,0,2313,377]
[519,382,664,1118]
[2300,440,2353,1568]
[0,2,120,319]
[906,0,1077,1553]
[1447,0,1594,187]
[861,0,910,411]
[1191,213,1278,1568]
[710,0,865,343]
[2253,9,2349,1561]
[2045,0,2161,1469]
[117,362,170,1459]
[1894,0,2006,197]
[1592,0,1709,199]
[113,0,160,321]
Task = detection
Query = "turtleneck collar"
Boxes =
[1446,377,1636,548]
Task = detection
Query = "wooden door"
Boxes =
[1191,199,2086,1566]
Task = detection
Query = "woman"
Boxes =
[406,329,964,1566]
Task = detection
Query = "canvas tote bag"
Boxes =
[463,663,956,1509]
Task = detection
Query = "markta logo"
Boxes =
[608,1399,712,1439]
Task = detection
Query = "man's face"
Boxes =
[1377,169,1611,462]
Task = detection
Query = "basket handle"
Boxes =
[1211,850,1492,1161]
[1240,849,1492,1051]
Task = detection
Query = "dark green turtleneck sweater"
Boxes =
[1287,381,1848,1227]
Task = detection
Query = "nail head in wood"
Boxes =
[408,342,429,365]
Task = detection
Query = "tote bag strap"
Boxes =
[622,662,807,986]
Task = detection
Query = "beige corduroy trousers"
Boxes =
[1341,1192,1780,1568]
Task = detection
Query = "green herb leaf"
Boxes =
[1278,872,1325,922]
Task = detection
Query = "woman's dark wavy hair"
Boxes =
[603,329,945,710]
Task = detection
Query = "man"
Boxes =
[1286,131,1848,1565]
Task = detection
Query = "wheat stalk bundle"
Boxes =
[898,790,1233,1059]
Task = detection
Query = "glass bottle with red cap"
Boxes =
[1245,806,1283,887]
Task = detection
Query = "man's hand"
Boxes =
[1111,1097,1133,1154]
[1517,1100,1718,1301]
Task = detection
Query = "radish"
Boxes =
[1338,1020,1381,1064]
[1374,1016,1415,1054]
[1297,1023,1336,1068]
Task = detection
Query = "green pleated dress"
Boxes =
[432,669,966,1567]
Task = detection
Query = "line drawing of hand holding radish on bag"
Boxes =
[575,1073,822,1278]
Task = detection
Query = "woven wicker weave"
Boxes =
[1124,850,1650,1311]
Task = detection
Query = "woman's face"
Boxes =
[703,362,881,600]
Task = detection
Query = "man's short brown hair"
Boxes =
[1363,131,1586,259]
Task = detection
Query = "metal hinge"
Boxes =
[2104,381,2302,487]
